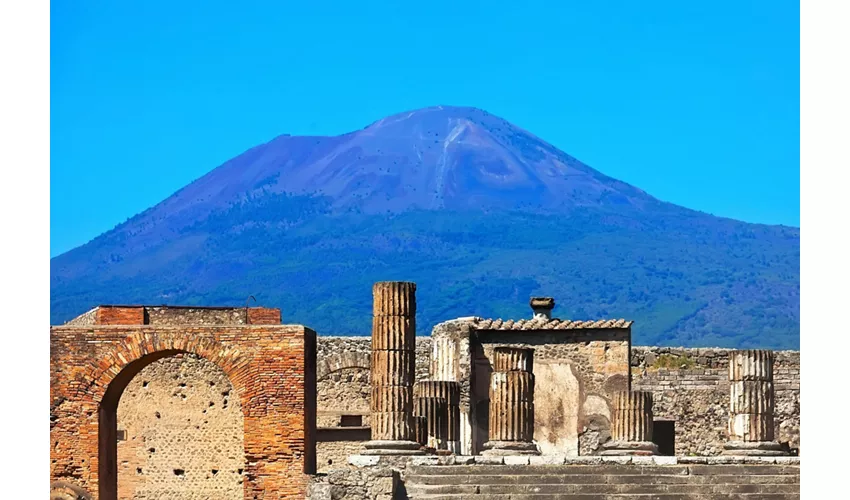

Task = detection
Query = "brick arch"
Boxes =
[91,333,251,500]
[50,323,316,500]
[87,331,250,407]
[316,351,371,381]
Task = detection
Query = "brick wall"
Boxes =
[50,323,315,500]
[65,305,283,327]
[96,307,145,325]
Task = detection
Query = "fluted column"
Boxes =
[600,391,658,455]
[415,397,448,450]
[430,336,458,381]
[363,281,423,455]
[723,350,787,456]
[415,380,461,453]
[413,416,428,447]
[482,347,540,456]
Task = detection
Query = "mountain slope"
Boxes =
[50,106,800,349]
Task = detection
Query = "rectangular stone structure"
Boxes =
[483,347,539,456]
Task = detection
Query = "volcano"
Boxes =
[50,106,800,349]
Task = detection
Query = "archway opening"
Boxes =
[98,350,245,500]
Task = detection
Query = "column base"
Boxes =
[599,440,659,456]
[481,440,541,456]
[361,440,426,455]
[721,441,789,456]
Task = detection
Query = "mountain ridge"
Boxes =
[50,106,800,349]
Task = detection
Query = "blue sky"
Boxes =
[50,0,799,257]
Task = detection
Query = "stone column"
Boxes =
[723,349,787,456]
[430,318,476,455]
[363,281,423,455]
[483,347,540,456]
[600,391,658,455]
[413,415,428,448]
[415,380,462,453]
[415,397,448,450]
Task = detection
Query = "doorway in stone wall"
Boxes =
[653,419,676,456]
[99,351,245,500]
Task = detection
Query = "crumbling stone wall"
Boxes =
[315,427,371,472]
[116,354,245,499]
[50,311,316,500]
[307,466,400,500]
[472,329,631,456]
[631,347,800,455]
[315,336,431,427]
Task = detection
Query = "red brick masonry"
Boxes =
[50,322,316,499]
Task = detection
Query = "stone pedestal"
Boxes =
[363,281,424,455]
[722,350,787,456]
[483,348,540,456]
[415,380,462,453]
[600,391,658,456]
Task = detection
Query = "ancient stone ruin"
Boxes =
[50,288,800,499]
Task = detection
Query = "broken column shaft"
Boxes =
[415,380,461,453]
[601,391,658,456]
[723,349,787,456]
[415,396,447,450]
[483,347,539,456]
[363,281,423,455]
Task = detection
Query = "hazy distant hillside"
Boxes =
[50,106,800,349]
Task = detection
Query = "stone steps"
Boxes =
[409,474,799,486]
[405,495,799,500]
[403,464,800,500]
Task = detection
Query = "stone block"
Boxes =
[564,456,604,465]
[652,456,678,465]
[529,454,566,465]
[408,456,440,466]
[503,455,530,465]
[601,456,632,464]
[440,455,475,465]
[348,455,380,467]
[474,455,504,465]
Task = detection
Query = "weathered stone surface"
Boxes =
[529,454,567,465]
[415,380,461,449]
[473,328,630,456]
[317,466,401,500]
[372,281,416,318]
[413,415,427,446]
[725,350,783,452]
[369,281,418,447]
[631,346,799,455]
[610,391,654,442]
[116,354,245,499]
[492,346,534,373]
[503,455,531,465]
[347,455,380,467]
[487,371,536,444]
[415,396,448,449]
